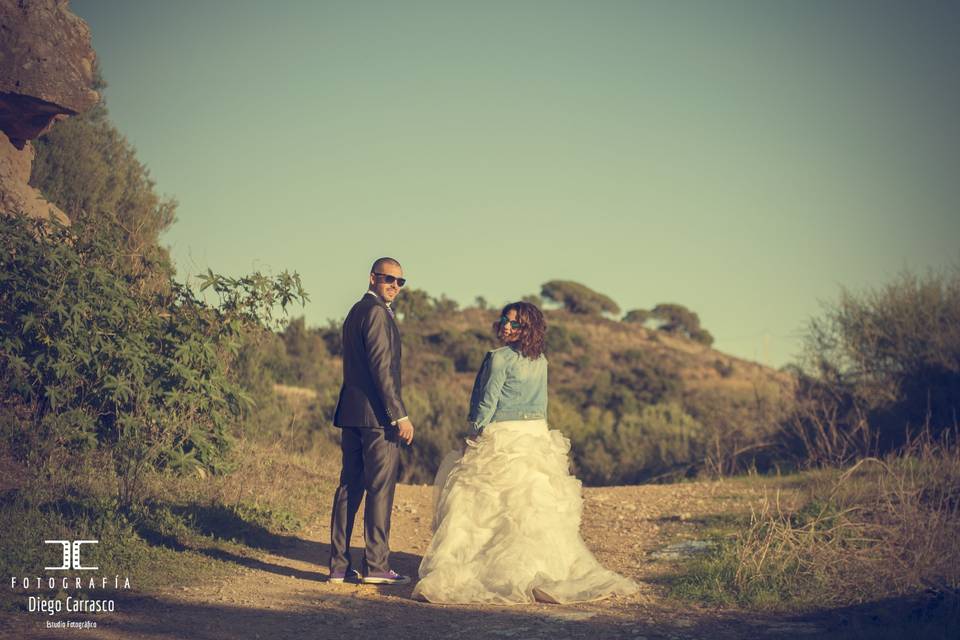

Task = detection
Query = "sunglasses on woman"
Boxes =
[498,316,521,329]
[373,272,406,287]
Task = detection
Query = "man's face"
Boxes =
[369,263,404,304]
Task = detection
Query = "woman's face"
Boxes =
[497,309,521,345]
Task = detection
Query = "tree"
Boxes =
[29,68,177,285]
[433,294,459,315]
[521,293,543,307]
[392,288,434,322]
[541,280,620,316]
[648,303,714,346]
[622,309,651,324]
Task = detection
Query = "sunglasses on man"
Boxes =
[373,272,407,287]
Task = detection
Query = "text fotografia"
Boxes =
[11,576,132,590]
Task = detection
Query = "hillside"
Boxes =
[263,303,796,485]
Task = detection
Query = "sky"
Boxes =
[70,0,960,367]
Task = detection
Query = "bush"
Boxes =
[545,324,577,354]
[565,402,705,485]
[0,215,306,507]
[400,383,469,483]
[673,433,960,610]
[795,266,960,460]
[713,359,734,378]
[425,329,490,373]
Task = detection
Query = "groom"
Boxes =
[329,257,415,585]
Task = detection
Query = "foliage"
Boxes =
[561,349,681,420]
[638,303,714,346]
[391,287,463,322]
[392,287,434,322]
[545,324,579,354]
[791,266,960,460]
[672,433,960,612]
[622,308,651,324]
[425,329,490,373]
[521,293,544,307]
[30,69,177,285]
[255,292,780,485]
[567,402,706,484]
[0,214,306,507]
[713,358,734,378]
[541,280,621,316]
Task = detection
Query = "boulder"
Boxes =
[0,0,97,223]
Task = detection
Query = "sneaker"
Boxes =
[328,568,360,584]
[361,570,411,585]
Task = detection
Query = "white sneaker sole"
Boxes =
[329,571,360,584]
[361,576,410,585]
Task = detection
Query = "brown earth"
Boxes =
[4,477,868,640]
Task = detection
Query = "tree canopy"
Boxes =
[541,280,620,316]
[624,303,714,346]
[29,69,177,285]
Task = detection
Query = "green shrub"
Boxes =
[546,325,573,353]
[0,215,306,507]
[792,266,960,461]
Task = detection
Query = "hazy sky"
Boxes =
[71,1,959,367]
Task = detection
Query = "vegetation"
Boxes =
[233,296,783,485]
[671,434,960,614]
[786,267,960,463]
[30,70,177,289]
[0,214,306,507]
[541,280,621,315]
[2,78,312,601]
[667,267,960,625]
[623,303,714,346]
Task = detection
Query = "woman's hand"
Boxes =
[461,431,479,454]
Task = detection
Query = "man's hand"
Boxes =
[397,418,414,445]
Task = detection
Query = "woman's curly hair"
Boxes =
[497,301,546,359]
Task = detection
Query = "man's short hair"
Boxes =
[371,257,401,273]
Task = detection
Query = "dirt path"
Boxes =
[10,481,839,639]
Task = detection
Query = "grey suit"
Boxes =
[329,292,406,576]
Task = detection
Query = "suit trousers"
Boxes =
[329,426,401,575]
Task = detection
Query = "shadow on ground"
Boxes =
[135,506,423,585]
[0,590,762,640]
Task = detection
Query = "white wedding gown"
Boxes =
[412,419,639,604]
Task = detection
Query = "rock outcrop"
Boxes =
[0,0,98,223]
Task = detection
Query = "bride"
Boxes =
[412,301,638,604]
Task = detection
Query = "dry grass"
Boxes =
[674,430,960,609]
[148,433,342,531]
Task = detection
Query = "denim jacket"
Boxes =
[467,346,548,435]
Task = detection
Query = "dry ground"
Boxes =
[2,476,879,640]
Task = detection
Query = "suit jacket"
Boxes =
[333,293,407,428]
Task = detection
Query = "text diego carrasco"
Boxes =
[29,596,116,615]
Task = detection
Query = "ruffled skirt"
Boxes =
[412,419,639,604]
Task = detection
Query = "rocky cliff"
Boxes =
[0,0,98,223]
